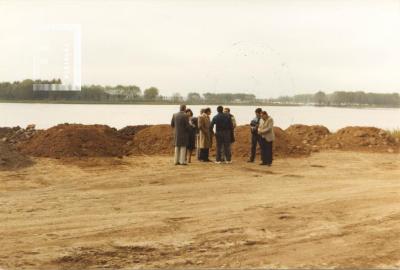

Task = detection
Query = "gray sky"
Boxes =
[1,0,400,97]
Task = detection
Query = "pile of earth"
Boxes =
[0,142,33,170]
[285,124,330,144]
[284,124,331,152]
[320,126,399,153]
[130,125,174,155]
[118,125,150,140]
[130,125,311,158]
[17,124,130,158]
[8,123,399,160]
[233,125,311,158]
[0,124,39,145]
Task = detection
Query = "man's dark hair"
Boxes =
[180,104,186,111]
[204,107,211,114]
[255,108,262,114]
[217,105,223,113]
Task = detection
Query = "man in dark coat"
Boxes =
[171,104,190,165]
[248,107,262,162]
[211,105,233,164]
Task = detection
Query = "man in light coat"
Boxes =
[171,104,190,165]
[258,111,275,166]
[198,107,212,162]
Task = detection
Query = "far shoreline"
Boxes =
[1,99,399,109]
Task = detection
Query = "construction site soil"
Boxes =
[130,124,399,157]
[1,123,400,269]
[0,142,33,170]
[16,124,129,159]
[1,124,399,165]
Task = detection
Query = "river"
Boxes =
[1,103,399,131]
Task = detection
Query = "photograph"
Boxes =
[0,0,399,269]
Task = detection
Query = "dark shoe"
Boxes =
[247,160,254,163]
[180,163,188,166]
[259,162,268,165]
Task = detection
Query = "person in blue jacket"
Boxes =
[210,105,233,164]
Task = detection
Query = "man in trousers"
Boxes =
[248,108,262,162]
[171,104,190,165]
[198,107,212,162]
[211,105,233,164]
[258,111,275,166]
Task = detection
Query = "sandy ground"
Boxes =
[0,151,400,269]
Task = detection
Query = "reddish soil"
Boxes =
[285,124,330,144]
[233,126,311,158]
[130,125,174,155]
[131,125,311,158]
[118,125,150,140]
[130,124,399,157]
[17,124,129,158]
[9,124,400,160]
[320,126,399,153]
[0,142,33,170]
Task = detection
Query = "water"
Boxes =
[1,103,399,131]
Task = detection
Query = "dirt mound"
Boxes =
[233,126,311,158]
[321,126,399,153]
[285,124,330,144]
[118,125,150,140]
[130,125,311,158]
[130,125,174,155]
[0,142,33,170]
[0,125,39,145]
[0,127,18,139]
[18,124,129,158]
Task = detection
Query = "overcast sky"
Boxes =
[1,0,400,97]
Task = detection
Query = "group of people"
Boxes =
[171,105,274,166]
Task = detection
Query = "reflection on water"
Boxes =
[1,103,399,131]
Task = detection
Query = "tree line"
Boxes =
[0,79,399,107]
[269,91,400,107]
[0,79,160,102]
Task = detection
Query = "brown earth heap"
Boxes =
[131,125,174,155]
[285,124,330,144]
[130,124,400,157]
[0,142,33,170]
[131,125,311,158]
[18,124,129,158]
[233,126,311,158]
[118,125,150,140]
[320,126,400,153]
[9,124,400,160]
[0,125,38,145]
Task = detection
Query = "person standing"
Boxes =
[258,111,275,166]
[198,107,212,162]
[248,108,262,163]
[171,104,190,165]
[211,105,233,164]
[223,107,236,143]
[185,108,197,163]
[196,109,205,160]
